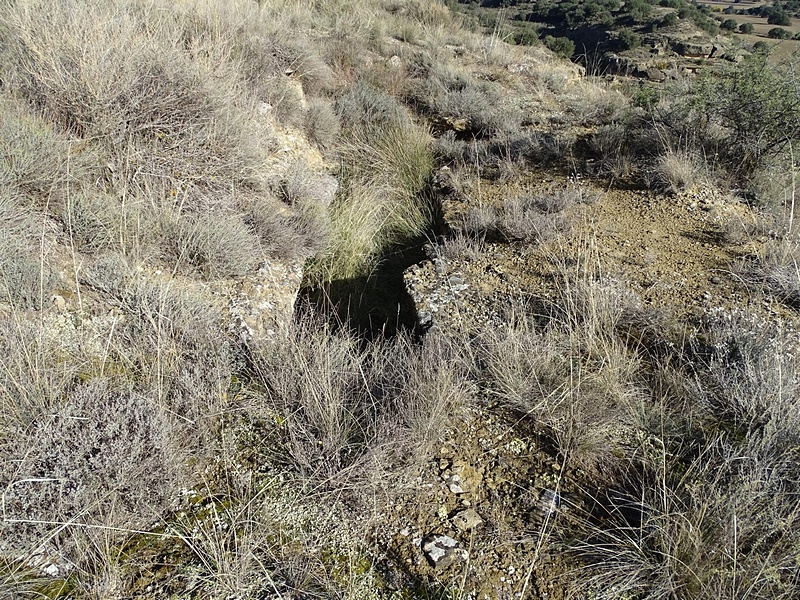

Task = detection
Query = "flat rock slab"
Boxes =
[451,508,483,532]
[422,534,468,569]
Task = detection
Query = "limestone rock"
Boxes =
[537,489,561,519]
[446,473,465,494]
[645,68,666,83]
[451,508,483,531]
[673,40,713,58]
[228,260,304,343]
[422,534,469,569]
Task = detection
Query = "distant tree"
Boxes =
[624,0,652,21]
[617,27,642,49]
[767,10,791,25]
[513,26,539,46]
[739,22,754,33]
[753,40,771,53]
[695,15,720,34]
[768,26,792,38]
[544,35,576,58]
[661,12,679,26]
[721,18,738,31]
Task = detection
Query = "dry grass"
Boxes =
[568,309,800,599]
[653,149,705,194]
[165,212,261,280]
[738,235,800,307]
[455,184,599,244]
[2,0,798,597]
[1,0,263,195]
[476,279,644,477]
[0,191,57,309]
[244,317,472,482]
[307,120,434,284]
[0,0,339,282]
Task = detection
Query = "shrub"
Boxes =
[239,193,330,261]
[661,12,679,27]
[455,184,599,243]
[695,14,721,34]
[406,55,522,137]
[305,97,341,151]
[739,22,754,33]
[692,52,800,181]
[336,80,408,134]
[0,96,94,205]
[115,274,234,424]
[617,27,642,51]
[768,26,792,39]
[0,378,184,557]
[62,192,154,255]
[632,83,660,111]
[0,191,57,309]
[544,35,576,59]
[166,212,261,279]
[513,27,540,46]
[753,40,771,53]
[739,237,800,307]
[623,0,652,21]
[653,149,703,193]
[767,10,791,26]
[721,18,738,31]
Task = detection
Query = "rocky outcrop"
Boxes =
[673,39,714,58]
[224,88,337,344]
[227,260,305,343]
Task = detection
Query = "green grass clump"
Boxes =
[307,119,434,284]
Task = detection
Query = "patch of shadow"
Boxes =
[680,228,729,247]
[297,239,431,340]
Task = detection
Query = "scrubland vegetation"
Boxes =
[1,0,800,598]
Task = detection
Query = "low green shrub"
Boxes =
[692,52,800,181]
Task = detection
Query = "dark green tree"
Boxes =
[768,26,792,38]
[544,35,576,58]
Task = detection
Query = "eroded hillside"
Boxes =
[1,1,799,599]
